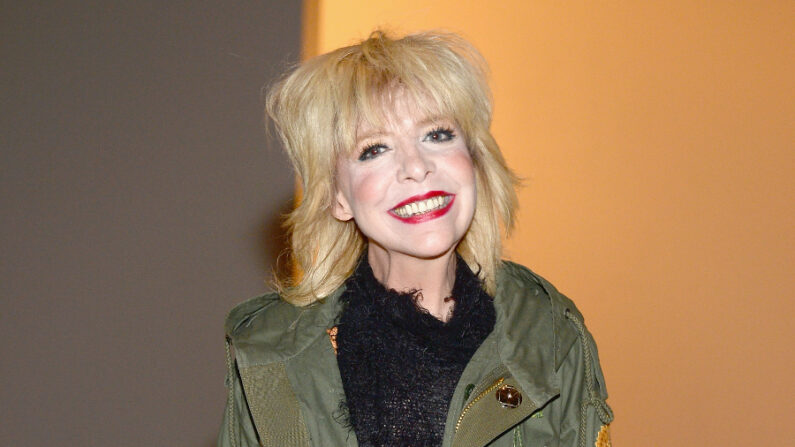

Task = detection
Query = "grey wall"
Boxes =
[1,2,301,445]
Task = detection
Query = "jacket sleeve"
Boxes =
[558,310,614,447]
[217,340,260,447]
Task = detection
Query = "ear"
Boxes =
[331,189,354,222]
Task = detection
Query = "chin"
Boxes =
[399,237,461,260]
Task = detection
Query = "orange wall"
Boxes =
[306,1,794,445]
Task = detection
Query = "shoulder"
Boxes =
[224,288,343,367]
[495,261,585,369]
[224,292,300,341]
[496,260,585,322]
[224,292,284,337]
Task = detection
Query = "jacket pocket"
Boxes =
[238,362,311,447]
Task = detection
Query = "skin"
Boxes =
[332,92,476,321]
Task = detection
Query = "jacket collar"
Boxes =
[492,261,578,408]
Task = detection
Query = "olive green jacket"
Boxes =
[217,262,613,447]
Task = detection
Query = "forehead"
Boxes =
[354,89,448,139]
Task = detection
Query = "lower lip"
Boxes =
[388,195,455,224]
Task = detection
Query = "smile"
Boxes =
[389,191,455,223]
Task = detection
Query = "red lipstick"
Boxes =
[388,190,455,224]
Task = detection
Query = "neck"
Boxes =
[366,245,457,321]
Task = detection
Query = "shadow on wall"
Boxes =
[0,1,302,446]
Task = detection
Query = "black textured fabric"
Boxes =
[336,255,496,447]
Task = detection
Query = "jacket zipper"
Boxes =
[454,377,505,432]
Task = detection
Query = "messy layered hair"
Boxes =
[266,30,519,306]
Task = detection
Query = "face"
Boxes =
[332,92,477,261]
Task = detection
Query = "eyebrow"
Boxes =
[354,115,453,143]
[418,115,451,127]
[355,129,388,143]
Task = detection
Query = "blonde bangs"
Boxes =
[267,30,519,305]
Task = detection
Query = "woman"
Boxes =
[218,31,613,447]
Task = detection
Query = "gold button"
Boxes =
[495,384,522,408]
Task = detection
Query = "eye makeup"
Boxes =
[424,126,456,143]
[358,142,388,161]
[353,119,458,162]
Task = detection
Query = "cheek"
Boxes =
[346,168,389,211]
[447,150,476,186]
[446,150,477,224]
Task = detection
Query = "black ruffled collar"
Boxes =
[340,254,493,356]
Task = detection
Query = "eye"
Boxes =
[423,127,456,143]
[358,143,388,161]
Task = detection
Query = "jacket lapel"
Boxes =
[282,287,359,447]
[445,263,574,447]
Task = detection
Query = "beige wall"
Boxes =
[307,1,794,445]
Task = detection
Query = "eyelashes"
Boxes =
[356,126,457,162]
[358,143,387,161]
[424,126,456,143]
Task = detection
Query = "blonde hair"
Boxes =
[266,30,519,305]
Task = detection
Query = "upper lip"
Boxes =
[390,190,451,210]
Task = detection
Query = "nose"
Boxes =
[397,142,434,182]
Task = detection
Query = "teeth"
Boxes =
[418,201,428,213]
[393,195,451,218]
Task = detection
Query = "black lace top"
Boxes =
[336,255,496,446]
